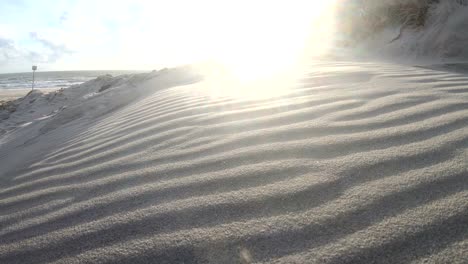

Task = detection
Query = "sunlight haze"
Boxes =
[1,1,468,263]
[0,0,335,73]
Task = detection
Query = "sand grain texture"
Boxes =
[0,62,467,263]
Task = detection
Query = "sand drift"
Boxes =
[0,61,467,263]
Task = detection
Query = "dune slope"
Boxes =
[0,61,467,264]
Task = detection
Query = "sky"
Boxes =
[0,0,335,73]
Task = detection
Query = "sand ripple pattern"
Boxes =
[0,61,467,263]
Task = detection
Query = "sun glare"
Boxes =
[135,0,337,99]
[187,0,338,99]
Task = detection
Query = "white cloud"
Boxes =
[29,32,73,62]
[0,36,39,72]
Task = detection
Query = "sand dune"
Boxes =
[0,61,467,263]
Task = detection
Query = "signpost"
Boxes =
[32,65,37,90]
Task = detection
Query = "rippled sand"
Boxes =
[0,62,466,263]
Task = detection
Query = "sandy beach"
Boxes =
[0,61,466,263]
[0,89,33,103]
[0,88,57,102]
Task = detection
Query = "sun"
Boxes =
[190,0,338,99]
[210,2,334,72]
[136,0,337,99]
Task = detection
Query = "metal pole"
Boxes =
[32,65,37,90]
[32,70,35,90]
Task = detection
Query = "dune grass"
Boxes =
[336,0,466,42]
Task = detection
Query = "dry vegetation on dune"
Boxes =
[337,0,467,43]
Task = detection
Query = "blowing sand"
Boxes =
[0,62,466,263]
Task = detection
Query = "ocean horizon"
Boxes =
[0,70,145,90]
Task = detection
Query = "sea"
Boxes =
[0,70,144,90]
